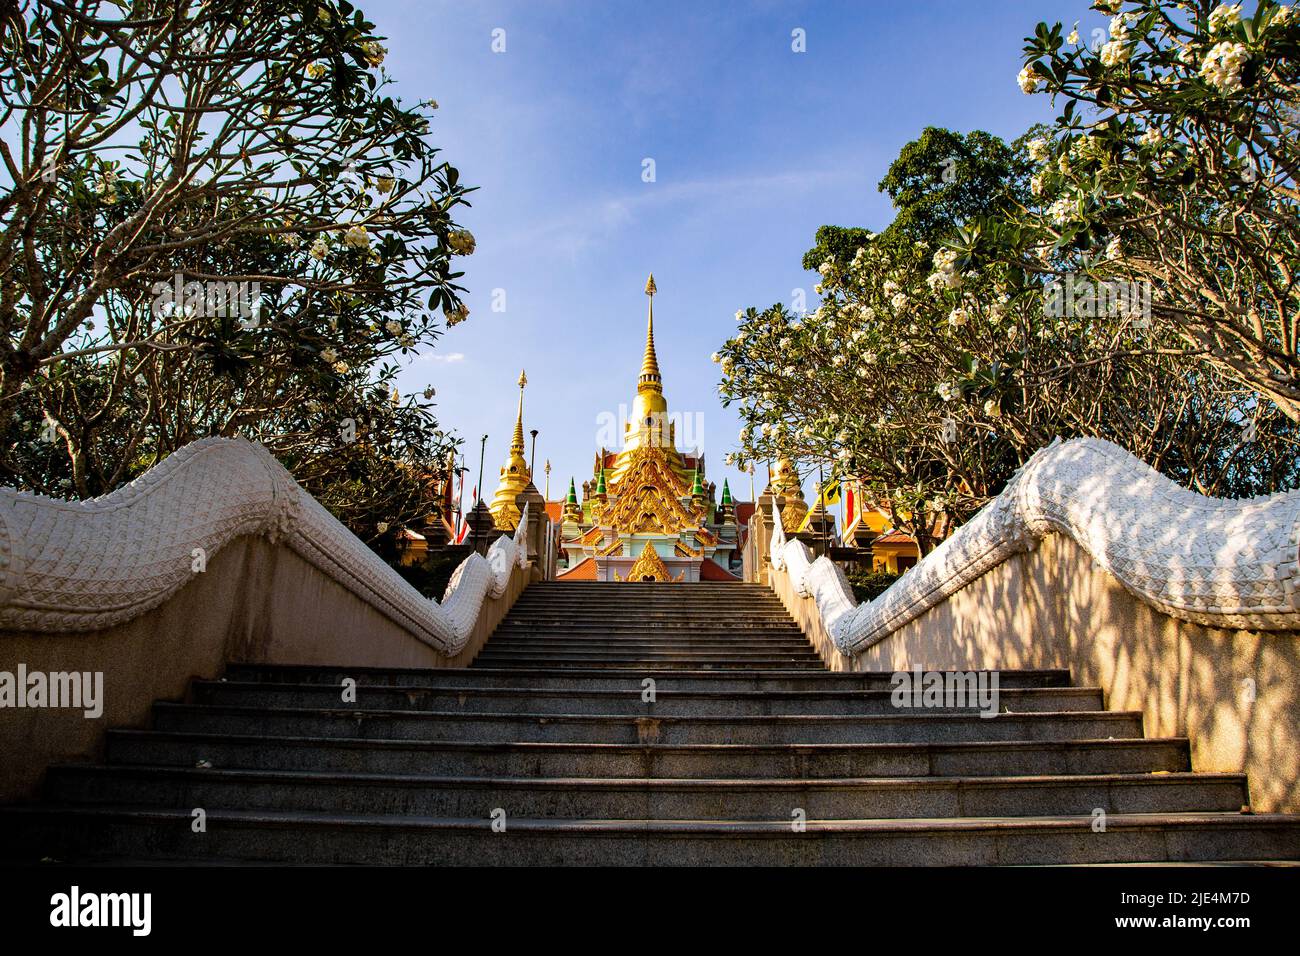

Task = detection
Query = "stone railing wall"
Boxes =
[0,437,532,801]
[767,437,1300,812]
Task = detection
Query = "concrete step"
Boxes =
[505,602,791,612]
[478,640,815,654]
[488,624,800,632]
[5,806,1296,865]
[466,659,834,671]
[498,607,795,616]
[42,765,1250,820]
[150,701,1148,745]
[471,652,823,666]
[504,606,790,613]
[221,664,1075,692]
[105,730,1193,779]
[483,633,810,645]
[189,681,1105,717]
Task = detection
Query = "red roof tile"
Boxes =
[555,557,598,580]
[872,529,916,546]
[700,558,740,581]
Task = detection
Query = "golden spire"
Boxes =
[490,369,532,531]
[616,272,682,479]
[511,369,527,454]
[639,274,661,394]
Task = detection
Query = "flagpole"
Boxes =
[818,462,828,556]
[473,434,487,555]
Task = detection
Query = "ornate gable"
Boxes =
[603,443,698,535]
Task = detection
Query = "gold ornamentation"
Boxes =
[603,443,696,535]
[623,541,672,582]
[489,369,532,531]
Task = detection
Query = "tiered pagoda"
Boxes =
[554,276,741,581]
[488,370,532,532]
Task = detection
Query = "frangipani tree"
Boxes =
[719,109,1299,548]
[1015,0,1300,420]
[0,0,473,527]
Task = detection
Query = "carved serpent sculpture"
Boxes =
[770,437,1300,656]
[0,438,529,655]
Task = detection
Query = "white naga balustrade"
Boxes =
[771,437,1300,657]
[0,437,529,656]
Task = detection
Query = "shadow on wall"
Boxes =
[0,534,531,804]
[839,533,1299,814]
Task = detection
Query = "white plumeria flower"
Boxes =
[343,224,370,249]
[447,230,476,255]
[1047,197,1074,226]
[319,347,338,364]
[983,398,1001,418]
[1017,64,1042,94]
[1099,39,1131,67]
[1208,3,1242,34]
[1200,41,1249,93]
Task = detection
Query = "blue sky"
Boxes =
[376,0,1090,503]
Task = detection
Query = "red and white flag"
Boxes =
[454,485,476,544]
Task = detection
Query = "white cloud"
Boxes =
[493,165,856,257]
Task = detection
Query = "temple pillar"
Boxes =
[515,481,547,568]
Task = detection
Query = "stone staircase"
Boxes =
[4,581,1298,865]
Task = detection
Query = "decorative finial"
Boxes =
[510,370,527,455]
[639,275,662,392]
